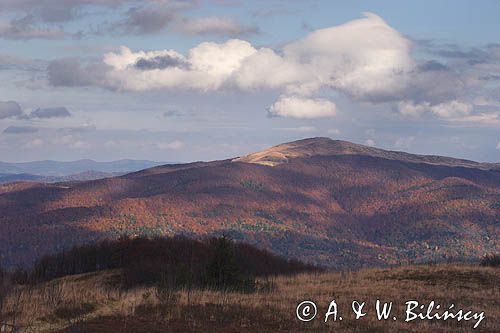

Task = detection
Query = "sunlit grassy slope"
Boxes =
[2,264,498,332]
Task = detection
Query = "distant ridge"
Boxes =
[233,137,500,170]
[0,170,125,184]
[0,159,167,177]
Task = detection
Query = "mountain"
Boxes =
[0,159,166,177]
[0,137,498,268]
[0,171,126,184]
[235,137,500,170]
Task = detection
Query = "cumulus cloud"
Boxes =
[57,13,411,97]
[101,40,256,91]
[42,12,498,123]
[3,126,38,134]
[280,12,413,100]
[497,142,500,150]
[397,100,472,118]
[268,96,337,119]
[30,106,71,118]
[0,101,24,119]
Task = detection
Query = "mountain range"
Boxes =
[0,137,498,268]
[0,159,166,184]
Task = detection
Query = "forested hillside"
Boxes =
[0,138,498,268]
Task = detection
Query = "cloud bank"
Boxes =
[43,12,499,123]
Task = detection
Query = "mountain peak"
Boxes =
[233,137,375,166]
[233,137,499,170]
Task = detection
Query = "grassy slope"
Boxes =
[2,264,498,332]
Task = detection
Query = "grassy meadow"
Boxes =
[0,263,498,332]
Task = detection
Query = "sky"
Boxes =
[0,0,499,163]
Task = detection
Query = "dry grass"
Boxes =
[1,264,498,332]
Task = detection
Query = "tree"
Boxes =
[206,236,245,291]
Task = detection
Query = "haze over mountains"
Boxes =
[0,137,498,268]
[0,159,166,183]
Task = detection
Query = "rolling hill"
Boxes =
[0,137,498,268]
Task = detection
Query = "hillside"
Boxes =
[1,263,498,332]
[0,137,498,268]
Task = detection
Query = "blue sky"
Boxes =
[0,0,499,162]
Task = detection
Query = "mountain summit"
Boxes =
[234,137,499,170]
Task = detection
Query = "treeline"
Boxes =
[17,236,320,291]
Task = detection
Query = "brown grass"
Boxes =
[1,264,498,332]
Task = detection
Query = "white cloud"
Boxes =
[364,139,376,147]
[104,140,118,148]
[52,135,74,145]
[103,40,256,91]
[70,140,91,149]
[156,140,184,150]
[281,12,413,100]
[497,142,500,150]
[397,100,500,126]
[95,13,414,100]
[327,128,341,135]
[397,100,472,118]
[395,136,416,148]
[234,47,307,91]
[275,126,317,133]
[397,101,429,117]
[429,100,472,118]
[451,112,500,126]
[268,96,337,119]
[236,11,414,99]
[23,138,43,149]
[45,12,494,123]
